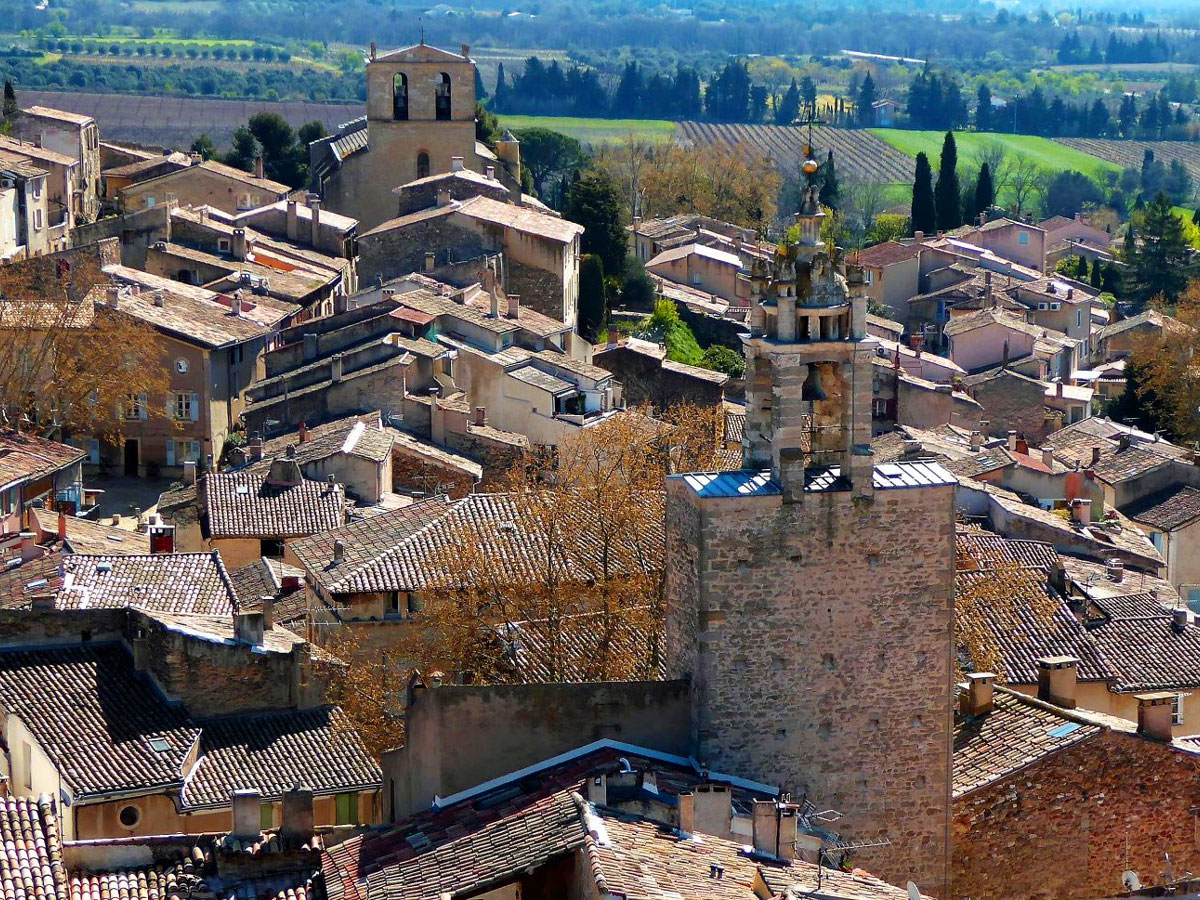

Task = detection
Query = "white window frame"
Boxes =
[33,208,42,231]
[1174,693,1185,726]
[124,392,148,421]
[172,392,199,421]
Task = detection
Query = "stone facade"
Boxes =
[952,729,1200,900]
[665,179,957,896]
[962,368,1054,443]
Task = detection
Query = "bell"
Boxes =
[802,364,827,402]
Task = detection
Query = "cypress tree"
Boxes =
[856,72,876,126]
[974,162,995,218]
[911,152,936,235]
[1090,256,1103,288]
[2,80,15,123]
[492,62,508,111]
[934,131,962,230]
[819,150,840,209]
[975,83,992,131]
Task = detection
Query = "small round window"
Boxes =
[118,804,141,829]
[175,358,189,374]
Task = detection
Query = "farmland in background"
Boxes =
[873,129,1122,181]
[677,121,914,183]
[1057,138,1200,189]
[497,115,676,145]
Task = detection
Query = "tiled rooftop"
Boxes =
[0,432,85,486]
[204,469,345,539]
[30,510,149,556]
[252,415,396,471]
[1085,602,1200,693]
[1123,484,1200,531]
[0,795,67,900]
[0,644,199,800]
[953,688,1102,796]
[54,552,239,616]
[181,706,382,809]
[291,493,662,596]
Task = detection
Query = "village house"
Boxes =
[960,368,1059,443]
[119,158,291,218]
[0,431,88,538]
[628,213,759,265]
[10,105,101,223]
[645,242,747,305]
[870,357,981,433]
[953,675,1200,900]
[1090,308,1186,364]
[945,217,1048,272]
[312,43,523,230]
[100,150,189,202]
[0,135,80,234]
[200,455,347,567]
[357,192,584,327]
[0,150,59,260]
[1039,211,1113,267]
[945,307,1077,379]
[95,263,294,477]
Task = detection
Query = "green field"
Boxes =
[871,129,1122,180]
[497,115,676,145]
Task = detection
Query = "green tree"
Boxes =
[699,344,745,378]
[1090,256,1103,289]
[476,102,500,146]
[2,80,16,123]
[578,254,606,342]
[189,133,216,160]
[934,131,961,230]
[223,126,262,173]
[513,128,583,200]
[911,152,936,235]
[246,112,300,185]
[974,162,994,219]
[565,169,627,280]
[621,255,657,310]
[1129,192,1195,305]
[819,150,839,210]
[775,78,800,125]
[856,72,876,127]
[866,213,909,245]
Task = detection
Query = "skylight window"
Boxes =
[1047,722,1081,738]
[146,737,173,754]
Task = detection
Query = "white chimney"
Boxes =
[333,539,345,564]
[1007,430,1018,451]
[232,789,262,838]
[1040,447,1054,468]
[1036,656,1078,708]
[451,156,464,172]
[436,188,452,207]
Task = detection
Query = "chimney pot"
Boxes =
[963,672,996,716]
[914,230,924,242]
[473,406,487,427]
[450,156,464,172]
[149,522,176,554]
[1036,656,1079,708]
[254,156,264,180]
[969,431,982,450]
[1106,557,1124,582]
[586,774,606,807]
[1173,607,1189,631]
[507,294,520,318]
[56,511,67,542]
[677,792,695,834]
[1070,498,1092,525]
[232,788,262,838]
[1041,446,1054,468]
[299,421,308,443]
[461,43,470,58]
[333,539,345,564]
[1007,430,1018,451]
[436,188,451,207]
[281,785,315,844]
[248,433,263,462]
[1136,692,1176,741]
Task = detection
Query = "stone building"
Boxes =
[312,42,521,230]
[11,105,101,223]
[664,173,958,895]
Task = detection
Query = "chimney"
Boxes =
[436,188,451,207]
[259,596,274,631]
[369,41,376,61]
[473,406,487,427]
[424,251,436,273]
[1007,430,1017,451]
[677,792,695,834]
[231,291,243,317]
[777,806,798,861]
[189,151,202,165]
[485,165,495,179]
[914,230,924,242]
[1136,693,1175,741]
[450,156,464,172]
[586,774,606,806]
[286,199,298,241]
[1036,656,1079,708]
[232,228,247,261]
[281,785,315,845]
[234,610,265,646]
[489,290,499,318]
[1070,498,1091,525]
[56,511,67,542]
[1041,447,1054,468]
[1106,557,1124,582]
[106,285,120,309]
[330,353,343,383]
[460,43,470,58]
[232,789,262,838]
[148,522,175,554]
[1118,434,1132,452]
[507,294,520,318]
[299,421,308,443]
[1091,445,1102,466]
[30,593,54,612]
[963,672,996,716]
[1056,381,1064,398]
[19,532,38,561]
[1075,212,1083,222]
[267,455,303,487]
[153,290,166,308]
[969,431,982,450]
[1173,607,1189,633]
[752,799,779,857]
[978,211,987,226]
[248,432,263,462]
[254,155,264,180]
[308,195,321,247]
[691,784,730,838]
[333,539,345,564]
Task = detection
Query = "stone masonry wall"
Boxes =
[506,258,565,322]
[664,480,957,895]
[357,217,486,287]
[952,730,1200,900]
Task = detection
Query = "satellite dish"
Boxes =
[1123,870,1143,891]
[907,882,922,900]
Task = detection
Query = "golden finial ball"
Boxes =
[801,158,819,176]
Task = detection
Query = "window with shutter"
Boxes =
[189,393,199,422]
[166,441,176,467]
[138,393,148,420]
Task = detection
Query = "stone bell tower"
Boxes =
[664,165,958,895]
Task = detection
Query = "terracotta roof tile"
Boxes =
[0,432,84,486]
[55,552,238,616]
[0,644,200,799]
[0,795,68,900]
[180,706,381,809]
[204,470,345,539]
[1123,484,1200,531]
[953,688,1101,796]
[30,510,149,556]
[855,240,924,268]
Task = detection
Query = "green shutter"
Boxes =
[335,792,358,825]
[260,802,274,830]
